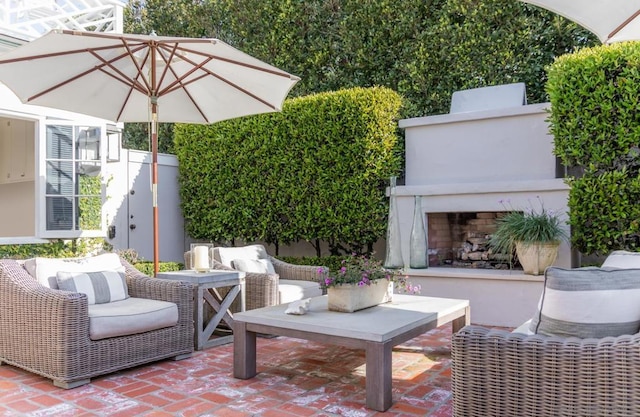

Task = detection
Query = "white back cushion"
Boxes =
[26,253,124,289]
[232,258,276,274]
[602,250,640,269]
[216,245,269,267]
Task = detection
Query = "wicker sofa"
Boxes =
[451,251,640,416]
[185,244,325,311]
[0,256,195,389]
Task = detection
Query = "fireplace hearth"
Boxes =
[428,212,516,269]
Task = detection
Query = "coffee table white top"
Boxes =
[234,295,469,342]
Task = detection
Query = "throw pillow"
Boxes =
[529,266,640,338]
[232,258,276,274]
[601,250,640,269]
[56,270,129,304]
[212,260,236,271]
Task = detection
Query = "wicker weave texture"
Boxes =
[452,325,640,417]
[0,257,195,388]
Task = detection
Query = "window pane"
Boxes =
[78,196,101,230]
[46,196,73,230]
[45,124,103,233]
[77,161,101,179]
[46,161,73,195]
[76,127,101,161]
[46,125,73,159]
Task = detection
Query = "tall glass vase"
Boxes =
[410,195,428,269]
[384,176,403,269]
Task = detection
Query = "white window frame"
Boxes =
[37,120,107,239]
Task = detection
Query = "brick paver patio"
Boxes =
[0,325,457,416]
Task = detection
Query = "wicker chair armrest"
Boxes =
[452,325,640,417]
[243,271,279,311]
[118,258,195,331]
[270,257,324,283]
[0,259,91,350]
[119,258,196,302]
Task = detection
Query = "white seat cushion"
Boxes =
[279,279,322,304]
[88,297,178,340]
[512,319,534,335]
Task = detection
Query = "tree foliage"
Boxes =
[122,0,595,149]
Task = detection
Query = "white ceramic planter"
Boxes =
[516,241,560,276]
[327,279,393,312]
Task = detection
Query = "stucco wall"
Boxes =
[400,103,556,185]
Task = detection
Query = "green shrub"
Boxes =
[175,87,403,255]
[0,238,107,259]
[547,42,640,255]
[548,42,640,170]
[279,255,344,273]
[567,170,640,255]
[134,261,183,276]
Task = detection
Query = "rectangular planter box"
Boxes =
[327,279,393,312]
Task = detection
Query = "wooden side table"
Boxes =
[158,270,245,350]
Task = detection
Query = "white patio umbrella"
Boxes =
[0,29,300,275]
[519,0,640,44]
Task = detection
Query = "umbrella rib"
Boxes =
[89,48,149,95]
[155,43,180,95]
[26,47,149,103]
[174,43,297,79]
[154,45,211,122]
[155,44,287,112]
[609,9,640,39]
[120,39,154,97]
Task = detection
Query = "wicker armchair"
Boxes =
[184,246,325,311]
[0,257,195,389]
[451,325,640,417]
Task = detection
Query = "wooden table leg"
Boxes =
[233,321,257,379]
[195,286,204,350]
[365,341,393,411]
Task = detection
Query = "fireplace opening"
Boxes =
[427,212,520,269]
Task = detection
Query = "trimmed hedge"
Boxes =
[548,42,640,170]
[547,42,640,255]
[568,170,640,255]
[0,239,106,259]
[134,261,183,275]
[174,87,403,255]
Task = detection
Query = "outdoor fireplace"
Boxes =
[427,212,514,269]
[387,84,573,326]
[394,96,572,271]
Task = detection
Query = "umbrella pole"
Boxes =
[152,99,160,277]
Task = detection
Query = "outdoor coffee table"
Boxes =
[233,294,470,411]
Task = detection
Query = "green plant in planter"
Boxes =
[490,198,568,268]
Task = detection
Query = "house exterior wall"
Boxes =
[105,149,188,263]
[0,180,35,236]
